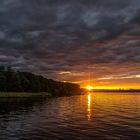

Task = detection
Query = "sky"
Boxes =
[0,0,140,89]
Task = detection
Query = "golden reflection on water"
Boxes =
[86,92,140,121]
[87,93,92,121]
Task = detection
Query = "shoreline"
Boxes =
[0,92,52,98]
[0,91,140,98]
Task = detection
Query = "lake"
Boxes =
[0,92,140,140]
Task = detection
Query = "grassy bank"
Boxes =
[0,92,51,98]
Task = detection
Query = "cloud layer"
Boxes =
[0,0,140,87]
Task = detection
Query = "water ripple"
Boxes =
[0,92,140,140]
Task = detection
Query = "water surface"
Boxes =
[0,92,140,140]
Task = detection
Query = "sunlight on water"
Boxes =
[87,93,92,121]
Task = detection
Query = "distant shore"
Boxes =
[81,88,140,93]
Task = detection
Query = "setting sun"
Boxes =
[85,85,94,91]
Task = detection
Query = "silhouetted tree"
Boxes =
[0,66,81,95]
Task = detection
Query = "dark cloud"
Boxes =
[0,0,140,86]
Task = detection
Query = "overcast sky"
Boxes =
[0,0,140,88]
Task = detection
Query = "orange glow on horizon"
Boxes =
[81,82,140,90]
[81,85,140,90]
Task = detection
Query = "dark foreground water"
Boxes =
[0,92,140,140]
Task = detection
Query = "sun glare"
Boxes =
[86,85,94,91]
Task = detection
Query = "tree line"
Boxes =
[0,66,81,96]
